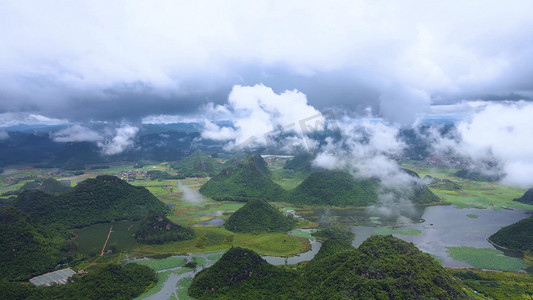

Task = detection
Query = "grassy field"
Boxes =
[372,227,423,236]
[73,220,139,256]
[450,268,533,299]
[401,163,531,210]
[446,247,528,272]
[267,156,310,190]
[132,256,188,272]
[131,226,310,257]
[176,277,194,300]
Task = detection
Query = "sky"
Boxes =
[1,0,533,126]
[1,1,533,186]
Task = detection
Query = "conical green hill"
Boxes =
[224,198,295,233]
[199,154,286,202]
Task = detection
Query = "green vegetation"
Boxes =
[171,150,225,177]
[189,247,298,299]
[454,169,501,182]
[451,269,533,299]
[489,215,533,252]
[283,152,313,171]
[402,163,529,209]
[513,187,533,204]
[0,207,64,281]
[21,178,71,195]
[428,177,462,191]
[131,227,309,257]
[372,227,423,236]
[133,256,188,272]
[224,199,295,233]
[189,236,466,299]
[287,169,440,206]
[466,214,478,219]
[14,175,170,227]
[288,170,379,206]
[200,154,286,202]
[0,263,156,300]
[446,247,528,271]
[135,211,194,244]
[73,221,139,256]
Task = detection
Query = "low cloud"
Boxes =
[50,125,103,142]
[0,129,8,140]
[98,125,139,156]
[201,84,324,152]
[178,181,206,204]
[429,101,533,187]
[312,116,423,221]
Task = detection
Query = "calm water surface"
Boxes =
[299,205,530,268]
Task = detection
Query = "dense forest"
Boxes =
[283,152,314,171]
[0,207,65,281]
[200,154,287,202]
[135,211,194,244]
[454,169,502,182]
[224,199,295,233]
[489,215,533,252]
[13,175,170,228]
[171,150,225,177]
[288,169,380,206]
[189,235,466,299]
[287,169,440,206]
[513,188,533,204]
[0,263,156,300]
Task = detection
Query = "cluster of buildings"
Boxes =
[115,170,148,181]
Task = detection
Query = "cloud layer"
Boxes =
[1,1,533,124]
[429,101,533,187]
[50,124,139,156]
[201,84,323,151]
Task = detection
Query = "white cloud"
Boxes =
[457,101,533,186]
[0,129,8,140]
[51,125,103,142]
[428,101,533,187]
[0,112,67,127]
[141,114,201,124]
[98,125,139,155]
[2,1,533,123]
[200,84,323,151]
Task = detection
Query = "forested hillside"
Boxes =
[287,169,440,206]
[489,215,533,252]
[224,199,295,233]
[0,207,64,281]
[0,263,156,299]
[171,150,225,177]
[200,154,287,202]
[13,175,170,228]
[513,188,533,204]
[135,211,194,244]
[189,235,466,299]
[288,170,379,206]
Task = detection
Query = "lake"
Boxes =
[299,205,530,268]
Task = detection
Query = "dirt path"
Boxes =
[100,225,113,256]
